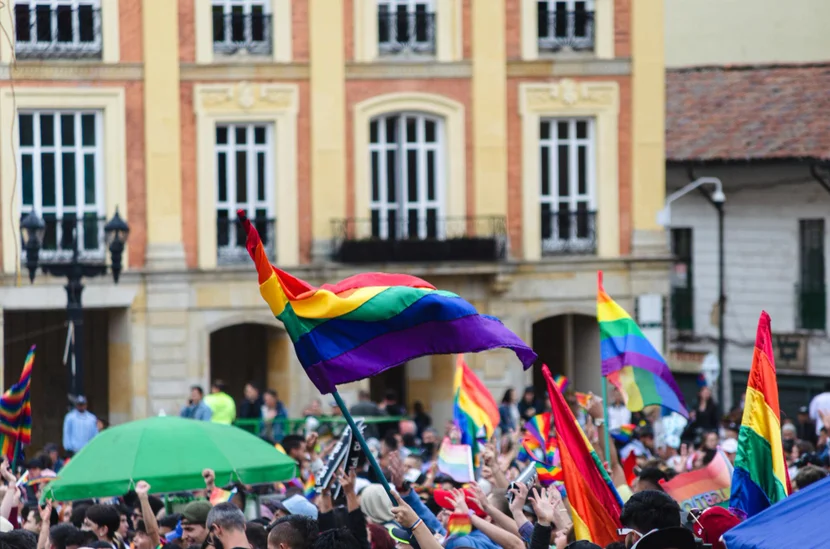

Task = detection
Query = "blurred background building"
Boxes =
[0,0,669,445]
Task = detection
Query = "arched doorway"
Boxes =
[532,314,601,399]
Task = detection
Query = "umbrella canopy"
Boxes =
[43,416,297,501]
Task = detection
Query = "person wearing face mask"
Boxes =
[617,491,682,548]
[206,503,249,549]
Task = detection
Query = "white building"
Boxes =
[664,0,830,416]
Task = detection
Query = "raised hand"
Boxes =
[39,501,52,524]
[202,469,216,487]
[448,488,469,515]
[528,487,554,526]
[337,469,356,495]
[391,491,420,529]
[508,481,529,517]
[135,480,151,497]
[467,482,490,511]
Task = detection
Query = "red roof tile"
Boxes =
[666,64,830,162]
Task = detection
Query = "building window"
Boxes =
[670,228,694,333]
[378,0,436,56]
[215,123,275,264]
[14,0,102,59]
[537,0,595,53]
[539,119,596,254]
[19,111,104,260]
[369,113,442,240]
[212,0,272,56]
[798,219,826,331]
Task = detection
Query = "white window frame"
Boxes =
[212,0,271,55]
[215,122,275,262]
[537,0,595,51]
[369,112,444,240]
[14,0,102,57]
[18,110,105,261]
[377,0,436,55]
[539,118,596,253]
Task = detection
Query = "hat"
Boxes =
[692,507,741,549]
[75,395,88,405]
[181,501,212,526]
[387,525,422,549]
[433,489,486,518]
[276,495,318,520]
[721,438,738,454]
[632,527,696,549]
[799,405,809,414]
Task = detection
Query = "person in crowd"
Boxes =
[607,387,631,431]
[796,405,818,445]
[205,503,248,549]
[350,390,385,439]
[21,503,58,534]
[47,523,81,549]
[517,387,540,422]
[62,396,98,455]
[261,389,289,443]
[246,521,268,549]
[180,386,212,421]
[619,491,682,548]
[793,464,828,491]
[380,391,406,439]
[97,418,110,432]
[498,389,520,433]
[180,501,212,547]
[721,437,738,465]
[689,385,720,432]
[239,382,264,421]
[267,515,319,549]
[0,531,37,549]
[411,401,431,438]
[42,443,65,474]
[82,505,122,549]
[632,467,668,493]
[204,380,236,425]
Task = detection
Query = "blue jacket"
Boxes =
[180,401,212,421]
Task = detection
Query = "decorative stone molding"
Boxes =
[520,79,620,114]
[194,82,298,115]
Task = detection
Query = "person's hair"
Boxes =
[357,389,371,401]
[605,542,627,549]
[69,503,91,529]
[206,502,246,532]
[159,513,183,530]
[89,542,114,549]
[636,467,667,491]
[382,433,398,452]
[48,524,79,549]
[21,504,59,527]
[365,524,394,549]
[98,418,110,429]
[212,380,227,392]
[245,521,267,549]
[71,530,98,548]
[619,490,681,533]
[413,401,425,414]
[794,465,829,490]
[264,389,277,399]
[26,456,46,470]
[384,390,397,402]
[0,530,37,549]
[311,528,361,549]
[246,382,260,393]
[267,515,318,549]
[796,440,815,455]
[85,505,121,540]
[191,386,204,397]
[501,388,514,404]
[281,435,306,456]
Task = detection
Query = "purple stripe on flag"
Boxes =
[602,352,684,396]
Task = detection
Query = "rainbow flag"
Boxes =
[209,487,236,506]
[597,272,688,417]
[437,440,474,483]
[447,513,472,536]
[575,392,591,409]
[610,424,636,444]
[535,438,564,487]
[543,364,621,546]
[521,413,551,454]
[304,474,316,499]
[662,451,733,512]
[730,311,790,518]
[453,356,499,460]
[0,346,34,466]
[239,212,537,393]
[552,374,569,393]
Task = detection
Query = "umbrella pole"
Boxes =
[331,390,396,504]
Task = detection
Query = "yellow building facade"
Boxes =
[0,0,668,445]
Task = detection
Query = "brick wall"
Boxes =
[615,0,631,58]
[120,0,143,63]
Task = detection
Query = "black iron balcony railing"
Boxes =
[378,10,436,56]
[537,9,595,52]
[796,283,827,331]
[218,216,276,265]
[14,4,102,59]
[213,11,272,56]
[331,215,507,264]
[19,213,106,263]
[541,209,597,255]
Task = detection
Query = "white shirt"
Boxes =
[809,392,830,435]
[608,404,632,431]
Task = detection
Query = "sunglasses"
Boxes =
[617,527,642,537]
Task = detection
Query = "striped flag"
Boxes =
[0,346,34,467]
[729,311,790,517]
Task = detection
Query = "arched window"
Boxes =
[369,113,443,240]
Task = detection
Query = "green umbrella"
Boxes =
[43,416,297,501]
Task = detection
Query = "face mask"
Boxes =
[422,442,435,456]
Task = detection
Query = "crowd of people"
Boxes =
[27,380,830,549]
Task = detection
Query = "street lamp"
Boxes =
[21,208,130,399]
[657,177,727,410]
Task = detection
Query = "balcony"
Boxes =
[796,283,826,331]
[378,10,436,56]
[331,216,507,264]
[20,214,106,263]
[217,216,276,265]
[212,11,272,56]
[14,4,102,60]
[541,210,596,255]
[537,9,595,53]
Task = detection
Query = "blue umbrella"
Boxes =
[723,475,830,549]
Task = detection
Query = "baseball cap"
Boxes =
[433,489,486,518]
[387,525,422,549]
[181,501,212,525]
[799,405,809,414]
[632,527,696,549]
[691,507,741,549]
[275,495,318,520]
[75,395,88,405]
[721,438,738,454]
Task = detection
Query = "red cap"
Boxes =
[692,507,741,549]
[432,488,487,518]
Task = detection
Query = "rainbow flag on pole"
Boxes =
[452,356,499,460]
[597,272,688,417]
[729,311,790,518]
[437,440,475,483]
[0,346,34,466]
[661,451,733,512]
[208,487,236,506]
[238,212,536,394]
[543,364,621,546]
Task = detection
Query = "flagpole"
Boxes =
[601,378,612,466]
[331,390,396,504]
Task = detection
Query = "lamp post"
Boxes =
[20,209,130,400]
[657,177,727,409]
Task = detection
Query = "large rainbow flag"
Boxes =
[453,356,499,459]
[543,364,621,546]
[239,212,537,393]
[597,271,688,417]
[0,346,34,466]
[730,311,790,518]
